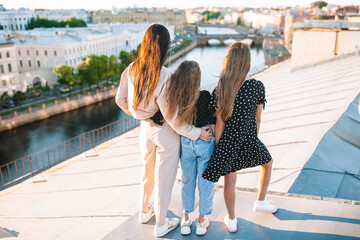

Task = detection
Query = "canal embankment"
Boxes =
[0,86,117,132]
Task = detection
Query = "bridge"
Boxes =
[197,34,262,46]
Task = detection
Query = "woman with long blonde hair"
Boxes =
[115,24,211,237]
[202,42,277,233]
[151,60,216,236]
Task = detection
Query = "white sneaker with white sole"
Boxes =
[139,206,155,224]
[154,217,180,237]
[253,199,278,213]
[180,218,192,235]
[196,217,210,236]
[224,215,237,233]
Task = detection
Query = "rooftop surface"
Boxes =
[0,55,359,239]
[0,24,152,46]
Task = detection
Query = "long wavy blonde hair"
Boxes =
[166,60,201,125]
[216,42,251,121]
[129,24,170,110]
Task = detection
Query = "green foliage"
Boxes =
[27,17,35,30]
[53,64,75,94]
[237,17,241,25]
[201,11,221,22]
[0,24,3,30]
[13,91,26,102]
[119,51,132,66]
[0,92,10,104]
[311,1,328,8]
[77,59,94,91]
[27,17,87,29]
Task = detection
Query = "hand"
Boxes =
[199,126,212,141]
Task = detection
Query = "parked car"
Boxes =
[2,100,20,109]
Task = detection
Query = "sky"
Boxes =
[1,0,360,10]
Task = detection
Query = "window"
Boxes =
[65,60,68,65]
[54,50,57,56]
[0,65,4,73]
[6,51,9,58]
[18,50,21,55]
[37,60,40,67]
[36,50,39,56]
[28,60,31,67]
[19,60,23,67]
[27,50,30,56]
[8,63,12,72]
[2,80,6,87]
[0,52,2,58]
[10,78,15,85]
[45,50,48,56]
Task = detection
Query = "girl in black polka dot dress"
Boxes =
[202,42,277,233]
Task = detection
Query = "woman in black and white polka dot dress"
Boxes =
[202,42,277,233]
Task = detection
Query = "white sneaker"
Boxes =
[154,217,180,237]
[180,218,192,235]
[139,206,155,224]
[253,199,278,213]
[196,217,210,236]
[224,215,237,233]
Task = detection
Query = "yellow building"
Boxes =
[92,8,186,34]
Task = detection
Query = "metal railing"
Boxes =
[0,115,140,190]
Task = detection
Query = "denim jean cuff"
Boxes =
[199,208,213,216]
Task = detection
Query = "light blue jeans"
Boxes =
[180,135,215,216]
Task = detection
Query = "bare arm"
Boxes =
[214,114,225,145]
[256,104,263,135]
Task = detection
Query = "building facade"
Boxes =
[0,24,174,95]
[92,8,186,34]
[0,42,20,95]
[242,10,286,34]
[0,5,34,31]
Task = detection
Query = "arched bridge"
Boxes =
[197,34,263,46]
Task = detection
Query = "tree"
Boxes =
[53,64,75,95]
[13,91,26,103]
[237,17,242,25]
[119,51,132,66]
[77,59,93,91]
[78,55,101,90]
[0,92,10,105]
[311,1,328,8]
[107,55,120,85]
[27,17,35,30]
[29,17,86,29]
[41,82,51,96]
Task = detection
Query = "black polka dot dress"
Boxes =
[202,79,272,183]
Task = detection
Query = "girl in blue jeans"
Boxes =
[151,60,215,236]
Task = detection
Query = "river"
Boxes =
[0,45,264,165]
